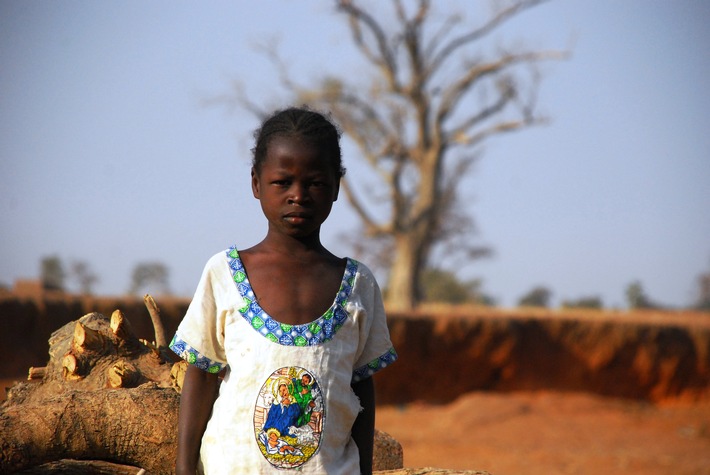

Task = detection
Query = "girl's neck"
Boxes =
[258,231,330,259]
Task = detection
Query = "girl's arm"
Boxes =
[351,376,376,475]
[176,364,220,475]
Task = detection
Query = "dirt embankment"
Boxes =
[2,294,709,404]
[377,308,710,404]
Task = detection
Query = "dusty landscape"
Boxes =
[3,376,708,474]
[2,292,709,474]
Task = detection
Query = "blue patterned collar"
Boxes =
[226,246,358,346]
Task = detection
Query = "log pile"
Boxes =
[0,297,406,474]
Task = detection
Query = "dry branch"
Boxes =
[143,294,168,349]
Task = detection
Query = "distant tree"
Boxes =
[517,286,552,308]
[420,268,495,306]
[625,280,655,310]
[561,296,603,310]
[40,255,65,291]
[129,262,170,296]
[694,272,710,311]
[70,261,98,295]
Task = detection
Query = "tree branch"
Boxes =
[453,117,543,148]
[340,178,389,235]
[427,0,548,76]
[447,91,513,144]
[337,0,401,91]
[436,50,561,126]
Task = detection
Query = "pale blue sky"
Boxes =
[1,1,708,308]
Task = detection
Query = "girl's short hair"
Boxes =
[252,106,346,179]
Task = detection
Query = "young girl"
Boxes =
[170,107,397,474]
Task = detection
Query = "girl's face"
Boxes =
[252,136,340,240]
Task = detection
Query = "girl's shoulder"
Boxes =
[192,247,243,293]
[348,258,383,293]
[199,248,236,274]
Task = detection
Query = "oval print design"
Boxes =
[254,366,324,469]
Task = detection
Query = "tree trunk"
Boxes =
[386,234,426,311]
[0,385,179,474]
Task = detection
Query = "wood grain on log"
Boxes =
[1,386,179,474]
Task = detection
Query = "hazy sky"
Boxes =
[1,1,709,308]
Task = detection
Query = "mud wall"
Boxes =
[2,295,708,403]
[376,312,710,404]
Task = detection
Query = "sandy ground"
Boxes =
[376,391,710,475]
[3,376,709,475]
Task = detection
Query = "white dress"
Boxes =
[170,247,397,474]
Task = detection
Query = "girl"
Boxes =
[171,107,397,474]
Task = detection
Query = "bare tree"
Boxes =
[236,0,566,310]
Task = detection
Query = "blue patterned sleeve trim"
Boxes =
[352,347,398,383]
[169,334,225,374]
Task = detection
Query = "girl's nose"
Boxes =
[288,183,309,204]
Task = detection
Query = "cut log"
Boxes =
[110,309,136,341]
[0,386,179,474]
[62,353,83,380]
[109,309,145,356]
[27,366,46,381]
[73,321,107,353]
[107,360,141,389]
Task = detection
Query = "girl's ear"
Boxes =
[251,167,261,198]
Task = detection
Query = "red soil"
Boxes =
[376,390,710,475]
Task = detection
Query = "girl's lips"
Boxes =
[284,213,311,224]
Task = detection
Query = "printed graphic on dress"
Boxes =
[254,366,324,469]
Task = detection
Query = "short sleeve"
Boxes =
[169,253,230,374]
[349,263,398,382]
